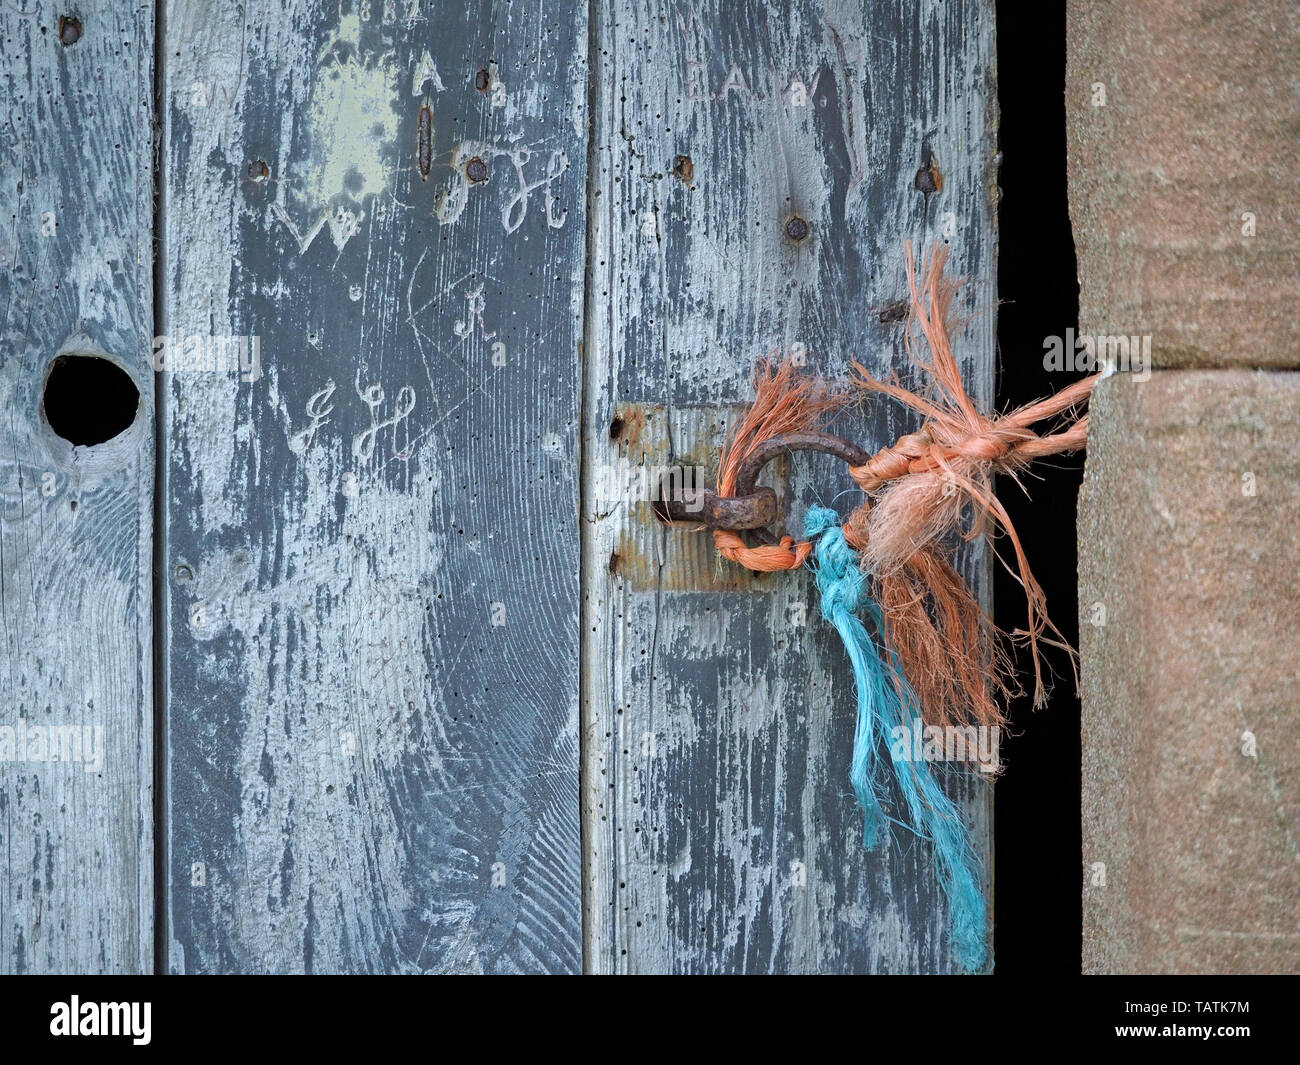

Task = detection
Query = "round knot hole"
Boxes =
[42,355,140,446]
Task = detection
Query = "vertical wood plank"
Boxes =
[0,1,155,973]
[159,0,586,972]
[582,0,997,972]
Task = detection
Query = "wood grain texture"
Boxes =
[581,0,997,973]
[158,0,587,972]
[0,1,155,973]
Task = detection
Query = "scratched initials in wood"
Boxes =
[453,285,496,340]
[352,371,416,462]
[288,381,337,455]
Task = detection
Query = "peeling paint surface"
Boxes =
[581,0,996,973]
[160,0,587,973]
[0,0,156,973]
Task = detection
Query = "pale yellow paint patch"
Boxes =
[299,13,401,208]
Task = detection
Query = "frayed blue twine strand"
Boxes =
[804,504,989,974]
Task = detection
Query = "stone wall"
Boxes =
[1070,0,1300,973]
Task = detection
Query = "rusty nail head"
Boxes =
[475,69,490,92]
[673,155,694,184]
[466,156,489,183]
[784,215,810,242]
[58,15,82,45]
[248,160,270,183]
[879,298,909,324]
[417,106,434,180]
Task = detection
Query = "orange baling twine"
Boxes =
[710,241,1097,730]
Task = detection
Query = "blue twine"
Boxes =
[803,504,989,973]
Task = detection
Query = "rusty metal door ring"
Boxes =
[653,431,870,545]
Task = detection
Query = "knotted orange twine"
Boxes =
[712,241,1097,731]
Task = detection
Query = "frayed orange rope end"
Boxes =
[845,241,1094,710]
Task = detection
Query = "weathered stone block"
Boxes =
[1080,370,1300,973]
[1066,1,1300,369]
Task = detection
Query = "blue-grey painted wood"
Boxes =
[581,0,996,972]
[158,0,586,972]
[2,0,995,975]
[0,1,156,973]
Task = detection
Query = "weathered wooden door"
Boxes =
[2,0,994,974]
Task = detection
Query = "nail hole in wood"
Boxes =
[57,15,82,46]
[42,355,139,446]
